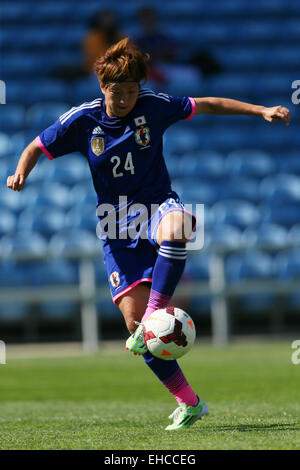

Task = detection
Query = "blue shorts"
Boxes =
[102,195,196,304]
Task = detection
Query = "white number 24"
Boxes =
[111,152,135,178]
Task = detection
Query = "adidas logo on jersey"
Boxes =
[92,126,104,135]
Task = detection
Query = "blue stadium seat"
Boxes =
[38,301,78,320]
[25,101,70,129]
[238,21,281,42]
[210,199,260,229]
[225,149,275,179]
[242,223,288,250]
[95,298,121,318]
[0,303,29,323]
[261,204,300,228]
[225,250,275,312]
[273,248,300,310]
[0,260,31,319]
[217,178,260,203]
[29,259,78,286]
[1,3,30,22]
[6,81,68,106]
[0,161,8,182]
[2,54,53,78]
[0,261,28,286]
[274,249,300,280]
[277,154,300,175]
[0,186,27,214]
[163,128,201,156]
[49,229,100,257]
[32,3,73,21]
[70,182,98,207]
[95,260,108,285]
[0,105,25,133]
[28,260,79,321]
[275,47,300,68]
[18,206,66,239]
[179,151,226,180]
[259,174,300,205]
[72,77,102,105]
[65,205,98,232]
[254,74,295,97]
[288,224,300,247]
[185,254,211,281]
[205,224,243,251]
[180,180,218,205]
[0,260,29,323]
[0,232,48,258]
[0,132,11,157]
[26,158,53,185]
[159,64,202,96]
[0,208,16,236]
[215,49,267,70]
[208,74,254,96]
[46,154,90,186]
[209,127,253,151]
[165,157,183,179]
[23,183,71,209]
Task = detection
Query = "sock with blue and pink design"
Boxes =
[141,240,198,407]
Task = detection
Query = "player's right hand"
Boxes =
[6,174,26,191]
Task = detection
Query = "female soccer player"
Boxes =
[7,38,290,430]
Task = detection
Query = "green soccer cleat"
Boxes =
[125,323,148,355]
[165,397,208,430]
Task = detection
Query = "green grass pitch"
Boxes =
[0,340,299,450]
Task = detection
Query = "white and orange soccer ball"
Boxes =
[143,307,196,360]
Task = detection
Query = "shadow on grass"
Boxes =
[216,423,300,433]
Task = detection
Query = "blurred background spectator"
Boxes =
[83,9,124,75]
[53,9,124,81]
[134,6,178,85]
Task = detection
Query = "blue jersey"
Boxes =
[37,89,195,246]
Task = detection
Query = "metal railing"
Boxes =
[0,246,299,351]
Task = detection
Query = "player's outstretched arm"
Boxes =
[193,97,290,125]
[7,139,42,191]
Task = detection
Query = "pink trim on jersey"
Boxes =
[35,136,54,160]
[112,277,152,305]
[185,97,196,121]
[151,208,197,244]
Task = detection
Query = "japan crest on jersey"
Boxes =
[110,271,120,288]
[135,126,150,146]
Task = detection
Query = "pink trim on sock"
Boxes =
[174,384,198,407]
[35,136,54,160]
[142,305,156,322]
[141,289,171,322]
[163,369,189,394]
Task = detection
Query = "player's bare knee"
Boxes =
[157,212,193,244]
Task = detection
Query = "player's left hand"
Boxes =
[262,105,290,125]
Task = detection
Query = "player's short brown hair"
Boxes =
[94,37,149,85]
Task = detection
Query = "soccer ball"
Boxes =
[143,306,196,360]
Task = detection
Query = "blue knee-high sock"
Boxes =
[141,241,197,404]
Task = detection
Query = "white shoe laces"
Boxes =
[168,405,185,421]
